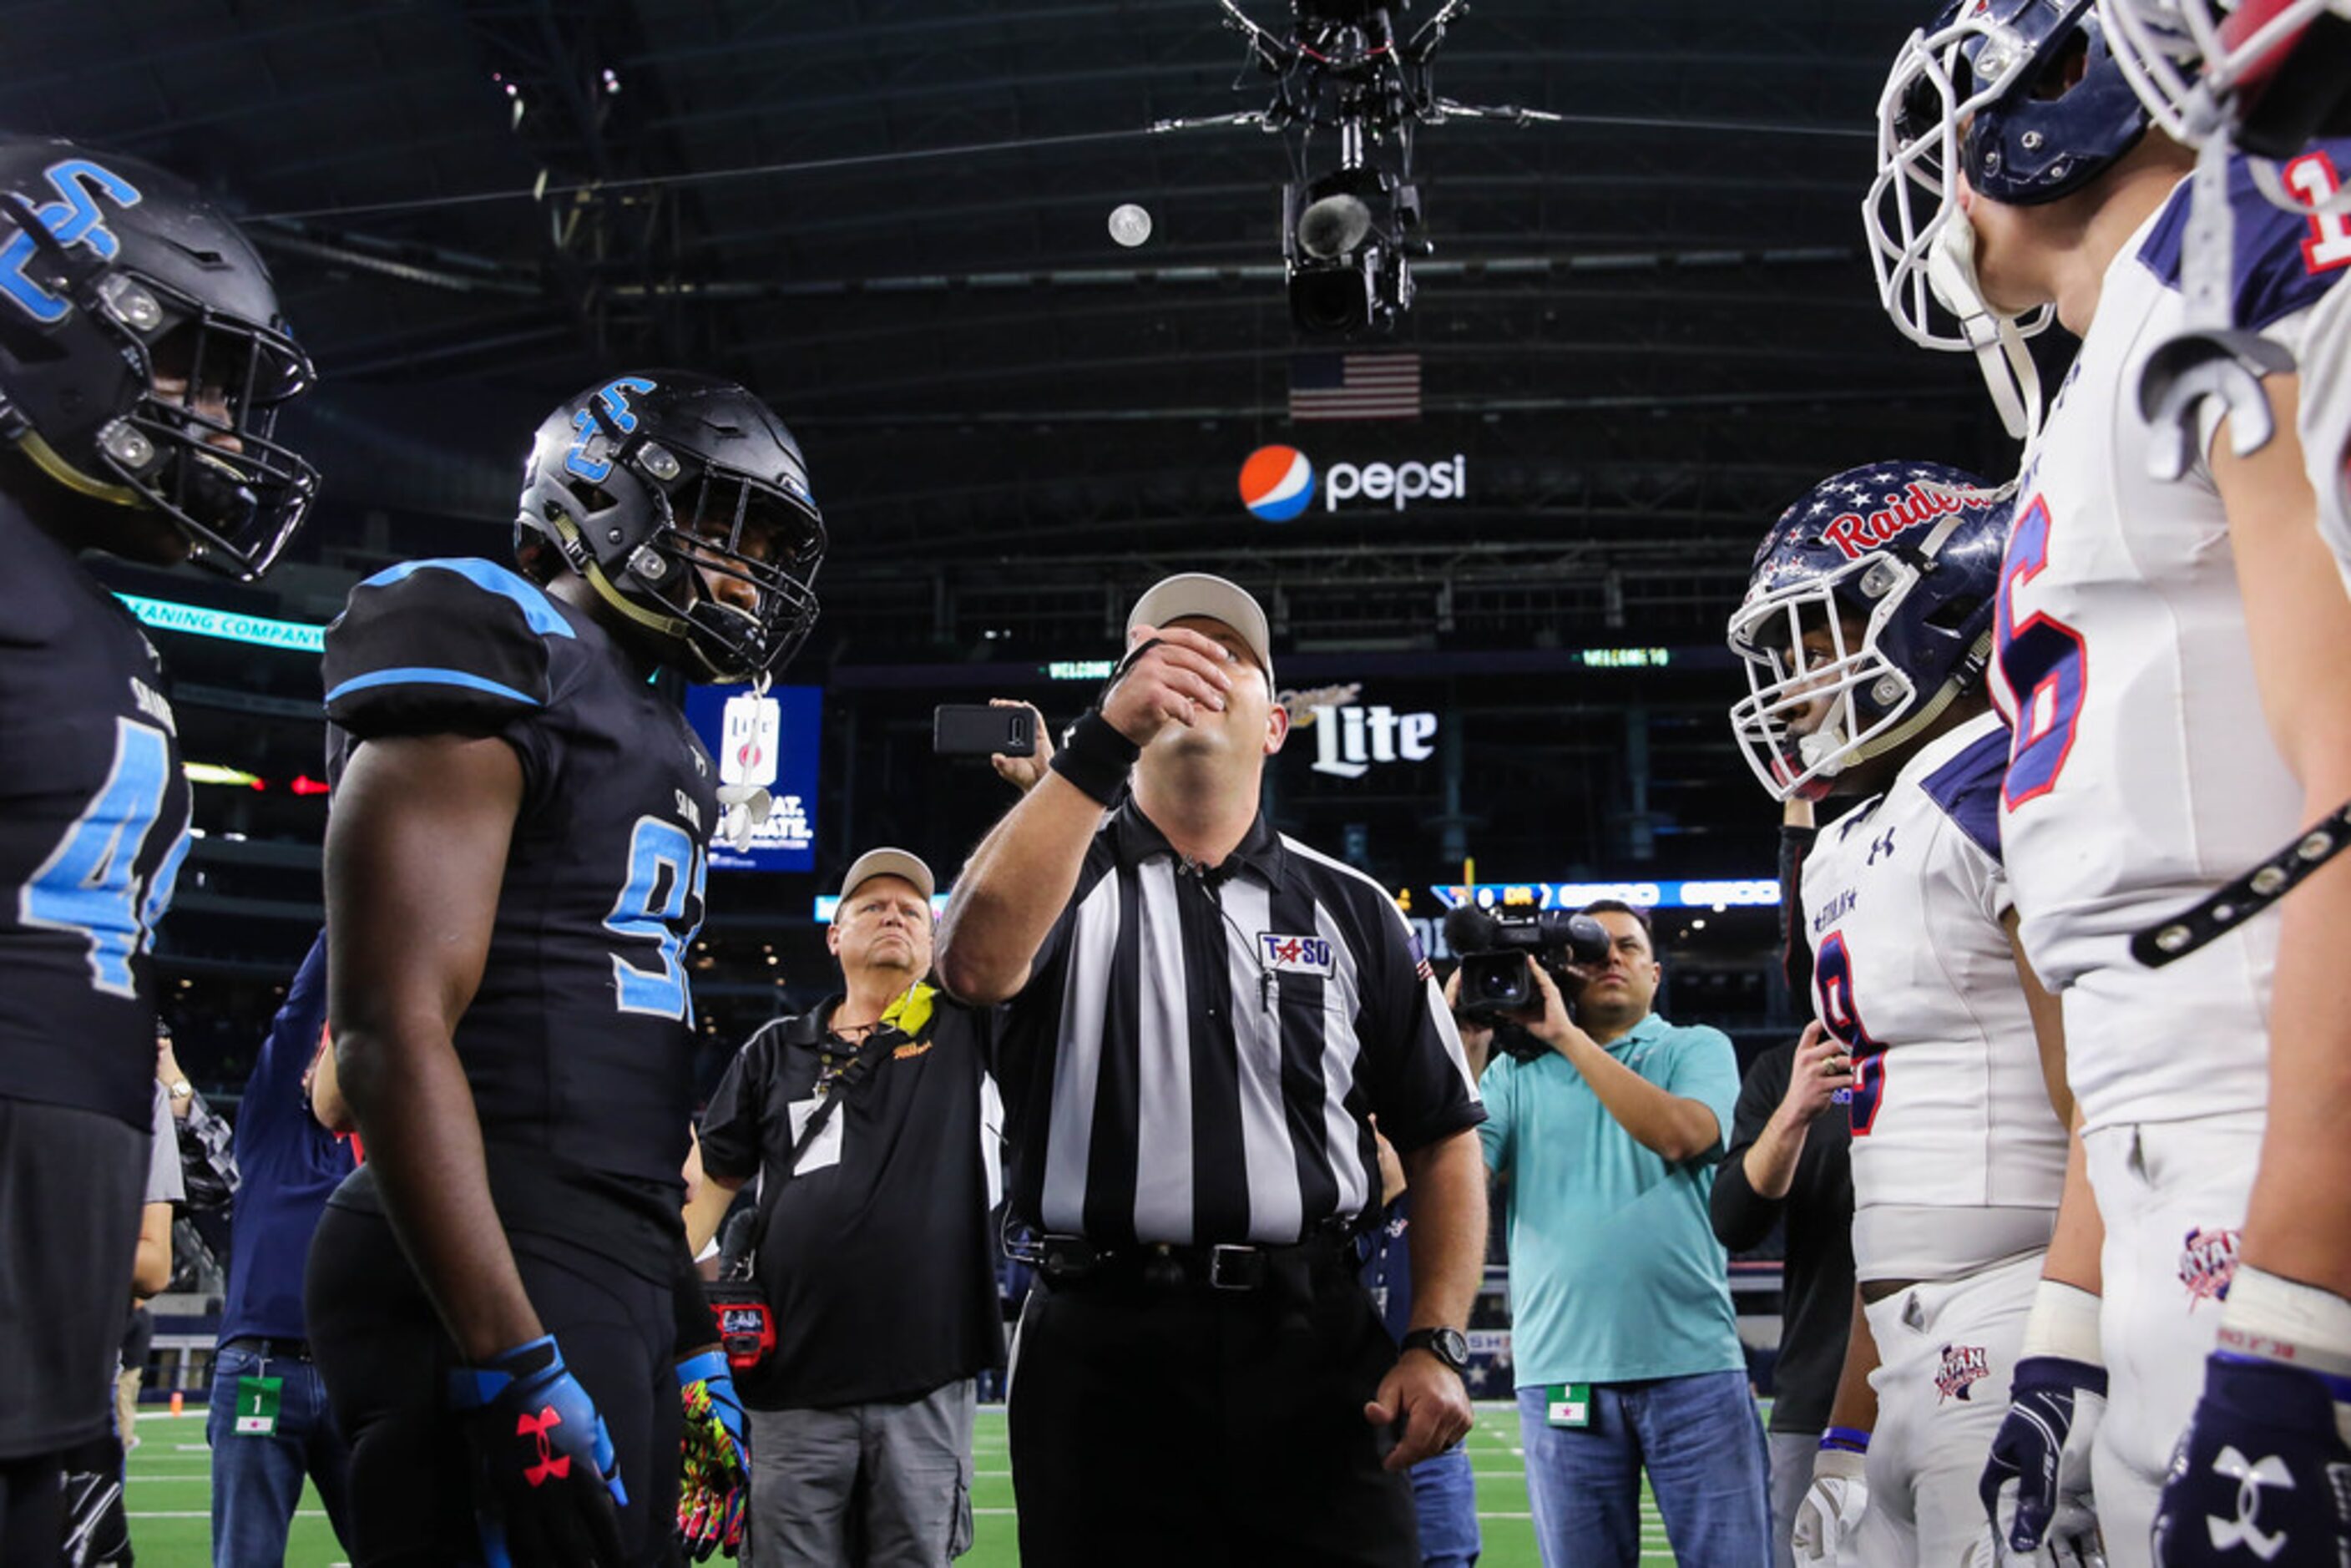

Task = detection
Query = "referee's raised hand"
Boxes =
[1101,623,1237,743]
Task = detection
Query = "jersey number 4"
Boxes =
[605,816,708,1021]
[21,718,189,998]
[1813,933,1888,1136]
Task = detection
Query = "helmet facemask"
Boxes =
[1867,10,2064,438]
[631,460,827,684]
[1729,558,1926,802]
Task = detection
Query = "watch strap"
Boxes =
[1401,1327,1468,1373]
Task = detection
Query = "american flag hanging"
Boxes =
[1287,352,1422,422]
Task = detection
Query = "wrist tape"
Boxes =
[2217,1264,2351,1386]
[2019,1279,2105,1367]
[1049,710,1140,805]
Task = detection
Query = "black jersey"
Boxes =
[0,495,191,1130]
[321,557,719,1280]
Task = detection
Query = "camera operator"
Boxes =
[1449,901,1767,1567]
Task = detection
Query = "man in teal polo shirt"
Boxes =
[1453,899,1768,1568]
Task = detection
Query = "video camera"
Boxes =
[1442,905,1612,1057]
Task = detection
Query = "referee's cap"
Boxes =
[1126,572,1275,691]
[839,847,936,904]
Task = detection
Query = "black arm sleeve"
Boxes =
[1778,825,1818,1004]
[1710,1040,1796,1252]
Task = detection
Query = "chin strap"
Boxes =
[12,427,147,508]
[1926,216,2044,445]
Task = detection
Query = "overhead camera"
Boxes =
[1284,165,1418,335]
[1442,904,1612,1059]
[1156,1,1556,336]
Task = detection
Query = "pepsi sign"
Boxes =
[1238,444,1468,519]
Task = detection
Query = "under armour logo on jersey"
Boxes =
[0,159,144,324]
[1867,827,1898,866]
[515,1406,571,1487]
[2205,1446,2293,1560]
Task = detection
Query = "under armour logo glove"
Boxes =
[2152,1353,2351,1566]
[676,1349,749,1561]
[1979,1356,2107,1565]
[449,1335,629,1568]
[1792,1439,1868,1567]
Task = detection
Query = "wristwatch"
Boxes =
[1401,1326,1470,1378]
[167,1078,194,1103]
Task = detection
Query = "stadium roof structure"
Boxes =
[11,0,2032,655]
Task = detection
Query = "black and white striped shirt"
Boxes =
[995,799,1484,1248]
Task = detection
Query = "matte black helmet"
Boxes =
[516,372,825,682]
[0,137,317,579]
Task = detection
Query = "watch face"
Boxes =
[1433,1328,1469,1367]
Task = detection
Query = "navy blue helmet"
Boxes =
[1728,460,2013,800]
[515,371,825,684]
[0,137,318,579]
[1868,0,2154,362]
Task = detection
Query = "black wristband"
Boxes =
[1049,710,1140,805]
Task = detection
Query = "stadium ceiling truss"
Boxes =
[13,0,2028,645]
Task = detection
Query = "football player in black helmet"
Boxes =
[0,138,316,1564]
[306,371,820,1567]
[513,372,825,685]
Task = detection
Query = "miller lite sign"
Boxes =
[1307,702,1438,780]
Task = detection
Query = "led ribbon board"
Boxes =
[114,594,325,653]
[1433,879,1782,913]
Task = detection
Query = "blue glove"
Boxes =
[676,1349,749,1561]
[449,1335,629,1568]
[1979,1356,2106,1560]
[2153,1353,2351,1566]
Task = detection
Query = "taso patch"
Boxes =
[1259,933,1336,977]
[2179,1227,2242,1311]
[1934,1343,1990,1403]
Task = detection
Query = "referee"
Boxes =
[937,573,1488,1567]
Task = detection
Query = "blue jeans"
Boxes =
[205,1341,353,1566]
[1514,1370,1769,1568]
[1411,1442,1481,1566]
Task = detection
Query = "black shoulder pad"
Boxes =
[322,558,574,738]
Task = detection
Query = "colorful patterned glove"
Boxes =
[676,1349,749,1560]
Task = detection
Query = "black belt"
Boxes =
[1025,1230,1355,1295]
[225,1334,312,1361]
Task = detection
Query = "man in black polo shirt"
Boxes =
[937,573,1488,1567]
[692,847,1003,1565]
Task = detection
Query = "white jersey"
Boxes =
[1987,149,2348,1133]
[2301,273,2351,595]
[1801,711,2067,1282]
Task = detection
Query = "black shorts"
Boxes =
[305,1203,682,1567]
[0,1097,145,1459]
